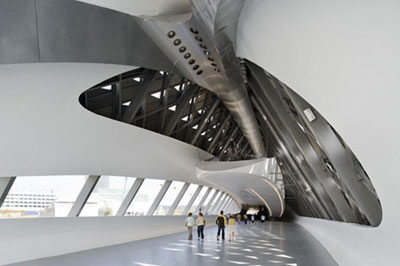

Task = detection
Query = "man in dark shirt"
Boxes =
[215,210,227,240]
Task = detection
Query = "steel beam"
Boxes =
[193,187,212,214]
[182,185,203,215]
[248,67,335,220]
[122,70,157,123]
[163,84,198,136]
[167,182,190,215]
[207,114,232,152]
[190,99,220,145]
[146,180,172,215]
[160,74,172,131]
[203,189,219,214]
[68,175,100,217]
[0,177,16,208]
[218,126,239,157]
[111,78,122,120]
[116,178,144,216]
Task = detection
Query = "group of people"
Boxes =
[236,213,266,224]
[184,211,237,241]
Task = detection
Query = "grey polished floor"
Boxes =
[9,221,337,266]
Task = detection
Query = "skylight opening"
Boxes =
[101,85,112,90]
[151,91,162,99]
[303,108,316,122]
[197,109,203,114]
[192,124,199,130]
[122,101,131,106]
[174,85,180,91]
[168,105,177,111]
[213,124,217,129]
[133,77,141,83]
[208,137,213,141]
[201,131,206,136]
[181,116,189,121]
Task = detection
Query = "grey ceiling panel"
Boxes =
[0,0,39,64]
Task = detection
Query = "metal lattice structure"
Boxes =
[80,68,254,161]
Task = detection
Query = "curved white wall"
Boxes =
[236,0,400,265]
[0,63,212,185]
[196,159,285,217]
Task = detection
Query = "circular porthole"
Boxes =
[167,31,176,38]
[173,39,181,46]
[190,27,199,34]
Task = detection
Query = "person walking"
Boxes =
[261,214,266,223]
[185,212,195,240]
[251,214,255,223]
[215,210,226,241]
[243,214,248,224]
[196,212,206,240]
[228,214,236,241]
[237,213,242,224]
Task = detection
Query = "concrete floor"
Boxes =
[8,221,337,266]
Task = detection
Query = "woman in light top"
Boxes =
[196,212,206,240]
[228,214,236,241]
[185,212,195,240]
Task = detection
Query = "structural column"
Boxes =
[193,187,212,214]
[168,183,190,215]
[68,175,100,217]
[221,197,232,212]
[182,185,203,215]
[208,191,224,215]
[0,177,16,208]
[210,192,226,214]
[116,178,144,216]
[203,189,219,214]
[146,180,172,215]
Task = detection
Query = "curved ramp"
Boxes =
[197,159,285,217]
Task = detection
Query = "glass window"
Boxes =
[173,184,199,215]
[125,179,164,216]
[0,175,86,218]
[154,181,184,216]
[80,176,136,217]
[203,189,216,208]
[209,191,224,214]
[189,186,208,213]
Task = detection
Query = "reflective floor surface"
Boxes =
[8,221,337,266]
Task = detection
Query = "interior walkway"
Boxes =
[8,221,337,266]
